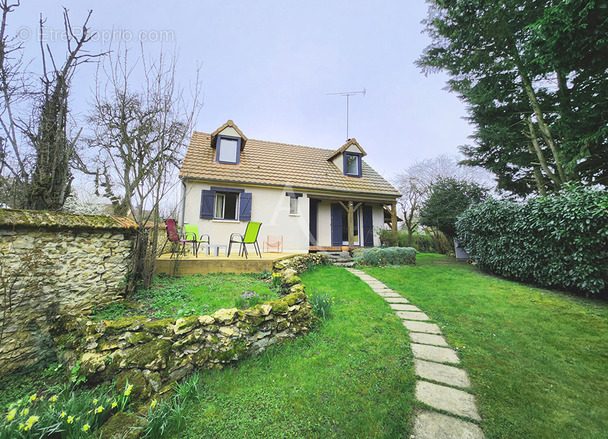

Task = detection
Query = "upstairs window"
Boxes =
[216,135,241,164]
[344,152,362,177]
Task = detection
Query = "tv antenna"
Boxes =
[326,88,366,140]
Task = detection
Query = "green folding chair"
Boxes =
[183,224,210,257]
[227,221,262,258]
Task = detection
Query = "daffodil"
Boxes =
[18,423,24,431]
[124,384,133,397]
[95,406,104,414]
[60,411,67,418]
[20,408,28,416]
[82,424,90,432]
[150,400,157,409]
[67,416,74,424]
[111,401,117,408]
[29,394,37,402]
[93,398,98,404]
[23,415,39,431]
[50,395,58,402]
[6,409,16,421]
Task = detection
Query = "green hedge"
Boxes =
[377,229,451,254]
[353,247,416,267]
[456,185,608,295]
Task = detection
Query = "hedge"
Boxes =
[353,247,416,267]
[456,185,608,295]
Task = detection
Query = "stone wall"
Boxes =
[53,291,312,400]
[0,209,138,376]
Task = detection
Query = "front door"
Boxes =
[342,208,360,245]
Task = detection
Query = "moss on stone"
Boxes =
[104,316,147,335]
[99,411,144,439]
[270,300,289,315]
[119,339,172,370]
[124,331,154,345]
[143,318,174,335]
[174,315,200,334]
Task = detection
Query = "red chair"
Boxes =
[159,219,194,258]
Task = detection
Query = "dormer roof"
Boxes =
[211,120,248,150]
[328,138,367,161]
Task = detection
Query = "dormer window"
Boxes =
[344,152,362,177]
[216,135,241,164]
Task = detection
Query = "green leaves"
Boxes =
[457,185,608,295]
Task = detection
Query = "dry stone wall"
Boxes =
[53,291,312,400]
[0,209,137,376]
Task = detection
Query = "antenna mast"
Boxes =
[326,88,366,140]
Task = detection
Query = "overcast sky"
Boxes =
[10,1,473,181]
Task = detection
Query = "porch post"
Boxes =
[347,201,354,248]
[391,202,398,243]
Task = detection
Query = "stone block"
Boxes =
[403,321,442,334]
[411,343,460,364]
[390,304,420,311]
[415,381,481,421]
[396,311,430,321]
[412,410,485,439]
[414,359,471,388]
[409,332,448,347]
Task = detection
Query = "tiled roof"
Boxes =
[180,131,401,199]
[328,138,367,160]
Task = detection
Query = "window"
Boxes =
[285,192,302,215]
[201,188,251,221]
[290,197,298,215]
[216,136,240,164]
[214,191,239,220]
[344,152,362,177]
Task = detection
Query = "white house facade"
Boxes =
[179,121,401,254]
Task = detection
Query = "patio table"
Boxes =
[206,244,227,257]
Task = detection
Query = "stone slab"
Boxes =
[367,281,389,288]
[412,410,485,439]
[414,359,471,388]
[384,297,409,304]
[411,343,460,364]
[374,290,402,298]
[415,381,481,421]
[409,332,448,347]
[403,321,442,334]
[397,311,430,321]
[389,304,420,311]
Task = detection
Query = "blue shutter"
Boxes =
[239,192,252,221]
[362,205,374,247]
[331,203,343,246]
[200,190,214,219]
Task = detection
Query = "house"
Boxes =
[178,120,401,254]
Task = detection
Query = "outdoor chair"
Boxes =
[159,218,194,258]
[227,221,262,259]
[183,224,210,257]
[263,235,283,253]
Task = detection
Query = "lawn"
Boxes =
[91,273,278,320]
[168,265,416,438]
[366,253,608,439]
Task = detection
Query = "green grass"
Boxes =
[169,266,416,438]
[92,273,278,320]
[365,253,608,439]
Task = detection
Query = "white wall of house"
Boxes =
[182,181,310,253]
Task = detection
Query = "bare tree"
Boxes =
[87,45,202,289]
[395,154,495,246]
[0,3,102,210]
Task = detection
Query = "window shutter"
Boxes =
[200,190,214,219]
[362,205,374,247]
[239,192,252,221]
[331,203,343,246]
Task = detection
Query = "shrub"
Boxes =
[353,247,416,267]
[456,184,608,295]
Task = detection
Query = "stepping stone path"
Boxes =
[346,268,485,439]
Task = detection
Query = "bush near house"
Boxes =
[354,247,416,267]
[377,229,450,254]
[456,185,608,295]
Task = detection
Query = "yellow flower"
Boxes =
[82,424,90,432]
[29,394,37,402]
[150,400,157,409]
[50,395,58,402]
[124,384,133,397]
[93,398,99,404]
[6,409,16,421]
[18,423,24,431]
[20,408,29,416]
[67,416,74,424]
[24,415,39,431]
[60,411,66,418]
[111,401,117,408]
[95,405,104,414]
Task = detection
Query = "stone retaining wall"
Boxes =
[0,209,138,376]
[53,291,312,400]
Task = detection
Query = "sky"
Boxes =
[8,0,474,183]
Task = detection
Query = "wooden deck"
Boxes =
[155,252,300,276]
